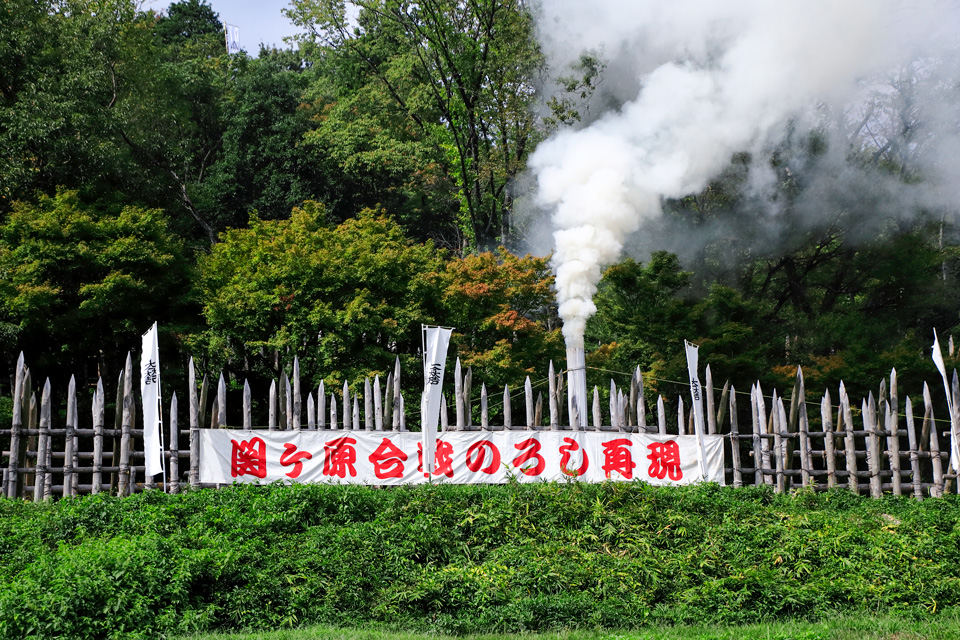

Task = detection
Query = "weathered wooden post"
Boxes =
[198,374,209,436]
[657,395,667,436]
[188,358,200,488]
[772,392,784,493]
[169,393,179,494]
[757,385,772,486]
[905,396,922,499]
[218,374,227,429]
[609,379,618,432]
[525,376,534,430]
[841,383,857,493]
[636,367,647,429]
[454,359,464,431]
[750,385,762,486]
[384,372,394,431]
[924,383,943,497]
[293,357,301,430]
[93,378,105,495]
[797,368,812,488]
[318,381,326,429]
[820,389,837,489]
[392,358,402,430]
[503,385,512,430]
[268,380,277,431]
[33,379,51,502]
[480,383,489,431]
[886,400,902,496]
[548,361,558,429]
[64,375,76,497]
[365,378,374,430]
[5,354,24,498]
[889,369,902,496]
[592,387,602,430]
[464,366,474,428]
[821,390,836,488]
[243,380,252,429]
[729,384,742,488]
[277,372,287,430]
[865,393,882,498]
[677,396,685,435]
[330,393,338,429]
[706,365,716,435]
[441,394,449,431]
[716,381,730,436]
[373,377,382,431]
[118,353,133,497]
[352,395,360,430]
[110,368,123,494]
[284,374,292,430]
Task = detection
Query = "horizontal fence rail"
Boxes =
[3,351,959,499]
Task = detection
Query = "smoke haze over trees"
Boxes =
[2,0,960,417]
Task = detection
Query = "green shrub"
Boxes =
[0,483,959,638]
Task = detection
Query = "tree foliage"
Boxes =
[286,0,544,249]
[440,249,563,390]
[2,0,960,421]
[196,204,443,390]
[0,0,144,206]
[0,190,190,380]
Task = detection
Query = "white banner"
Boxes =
[199,430,725,486]
[684,340,708,478]
[140,322,163,477]
[226,24,241,54]
[932,330,960,472]
[421,326,453,474]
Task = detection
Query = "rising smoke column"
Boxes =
[531,0,908,350]
[528,0,960,425]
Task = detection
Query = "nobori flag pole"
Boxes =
[684,340,708,479]
[932,329,960,473]
[421,325,453,477]
[141,322,167,489]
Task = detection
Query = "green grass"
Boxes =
[176,616,960,640]
[3,482,960,639]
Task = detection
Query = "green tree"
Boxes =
[192,48,324,228]
[115,0,233,243]
[585,253,696,396]
[0,190,192,384]
[196,204,444,391]
[153,0,223,49]
[439,249,563,390]
[286,0,545,249]
[0,0,146,207]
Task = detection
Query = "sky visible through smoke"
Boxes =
[525,0,960,347]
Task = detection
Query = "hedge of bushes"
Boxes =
[1,481,959,639]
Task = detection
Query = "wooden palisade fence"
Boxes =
[2,350,959,499]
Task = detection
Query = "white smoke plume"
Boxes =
[529,0,957,347]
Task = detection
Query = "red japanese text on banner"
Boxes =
[200,431,724,485]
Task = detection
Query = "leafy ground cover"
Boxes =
[1,482,959,639]
[175,616,960,640]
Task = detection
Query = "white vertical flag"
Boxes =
[421,325,453,475]
[684,340,708,479]
[141,322,164,477]
[932,330,960,472]
[225,24,241,54]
